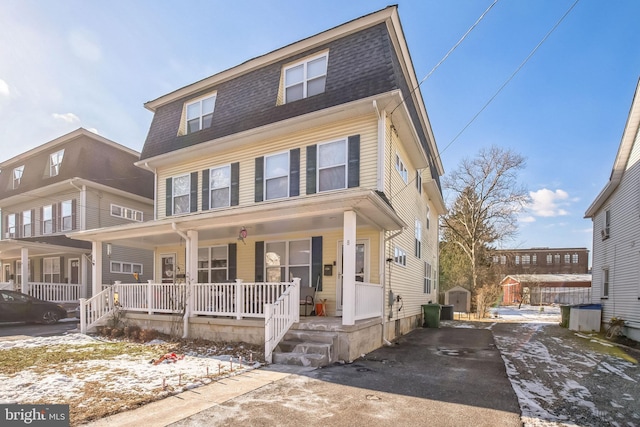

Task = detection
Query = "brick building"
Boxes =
[492,248,589,275]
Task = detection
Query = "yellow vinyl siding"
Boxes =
[156,114,378,219]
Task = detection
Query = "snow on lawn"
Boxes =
[456,305,640,427]
[0,333,260,424]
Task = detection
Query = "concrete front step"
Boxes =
[272,351,329,367]
[273,336,336,367]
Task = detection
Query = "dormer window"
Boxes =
[186,94,216,134]
[12,166,24,189]
[284,52,328,103]
[50,150,64,177]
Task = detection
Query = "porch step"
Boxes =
[273,340,332,367]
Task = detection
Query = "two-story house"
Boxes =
[585,78,640,342]
[0,128,154,301]
[70,6,446,363]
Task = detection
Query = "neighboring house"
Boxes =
[585,79,640,342]
[70,6,446,362]
[500,274,592,306]
[492,248,589,275]
[0,128,154,300]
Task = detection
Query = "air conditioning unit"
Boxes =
[601,229,610,240]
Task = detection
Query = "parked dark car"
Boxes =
[0,290,68,324]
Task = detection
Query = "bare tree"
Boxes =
[441,146,529,299]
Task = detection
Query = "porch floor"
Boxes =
[293,315,380,333]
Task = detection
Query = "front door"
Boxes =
[161,254,176,284]
[3,264,10,283]
[336,240,368,314]
[69,259,79,284]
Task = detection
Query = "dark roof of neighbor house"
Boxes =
[139,6,441,184]
[0,128,154,200]
[17,235,92,250]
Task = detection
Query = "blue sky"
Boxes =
[1,1,639,263]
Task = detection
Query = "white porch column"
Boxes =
[342,210,357,325]
[183,230,198,339]
[92,241,103,296]
[81,254,88,298]
[20,248,29,294]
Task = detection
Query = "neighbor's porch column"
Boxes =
[20,247,29,294]
[91,241,103,296]
[342,210,356,326]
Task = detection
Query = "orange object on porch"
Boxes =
[315,303,325,316]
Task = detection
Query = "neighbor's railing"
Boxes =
[79,286,118,333]
[28,282,81,303]
[265,278,300,364]
[354,281,383,321]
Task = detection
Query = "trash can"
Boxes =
[422,304,441,328]
[440,304,454,321]
[560,305,571,328]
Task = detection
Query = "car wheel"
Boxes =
[41,310,61,325]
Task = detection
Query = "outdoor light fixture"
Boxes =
[106,243,112,257]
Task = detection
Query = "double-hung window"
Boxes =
[6,214,16,238]
[22,210,31,237]
[50,150,64,177]
[572,253,579,263]
[394,247,407,267]
[546,254,552,264]
[284,53,328,103]
[415,219,422,258]
[424,262,432,293]
[602,268,609,298]
[318,139,347,192]
[395,153,408,183]
[43,257,61,283]
[186,95,216,134]
[198,246,228,283]
[42,205,53,234]
[209,165,231,209]
[564,254,570,264]
[111,204,143,222]
[13,166,24,189]
[265,152,289,200]
[172,174,191,215]
[265,240,311,286]
[61,200,73,231]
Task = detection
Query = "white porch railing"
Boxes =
[265,278,300,364]
[354,281,383,321]
[79,286,118,333]
[27,282,81,303]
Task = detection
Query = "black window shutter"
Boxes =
[15,214,22,238]
[255,157,264,203]
[40,258,44,281]
[289,148,300,197]
[30,209,35,236]
[312,236,323,291]
[228,243,237,281]
[306,145,317,194]
[40,207,44,234]
[348,135,360,188]
[71,199,77,230]
[60,256,65,282]
[190,172,198,213]
[231,162,240,206]
[255,241,264,282]
[202,169,210,210]
[165,178,173,217]
[52,203,58,233]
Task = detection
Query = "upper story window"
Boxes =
[5,213,16,238]
[12,166,24,189]
[22,210,32,237]
[395,153,408,183]
[111,204,143,222]
[415,219,422,258]
[500,256,506,264]
[572,253,579,264]
[522,255,530,265]
[318,139,347,192]
[602,209,611,239]
[50,150,64,177]
[554,254,560,264]
[532,255,537,265]
[209,165,231,209]
[546,254,552,264]
[564,254,570,264]
[416,170,422,194]
[61,200,73,231]
[186,94,216,134]
[172,174,191,214]
[265,152,289,200]
[394,246,407,267]
[284,53,328,103]
[42,205,53,234]
[426,205,431,229]
[515,255,520,265]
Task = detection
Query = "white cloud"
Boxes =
[0,79,9,97]
[52,112,80,123]
[527,188,571,217]
[68,29,102,62]
[86,127,99,134]
[520,216,536,223]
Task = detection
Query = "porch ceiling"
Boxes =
[68,189,406,249]
[0,237,90,259]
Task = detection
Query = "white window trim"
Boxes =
[110,203,144,222]
[317,138,348,192]
[12,166,24,189]
[6,213,16,238]
[415,219,422,259]
[185,93,217,134]
[283,52,328,103]
[264,151,290,201]
[198,245,229,283]
[395,153,408,183]
[394,246,407,267]
[50,149,64,177]
[424,261,432,294]
[209,164,231,209]
[22,210,31,237]
[265,239,311,284]
[42,205,53,234]
[110,261,143,275]
[43,257,61,283]
[602,268,609,298]
[61,200,73,231]
[172,174,191,215]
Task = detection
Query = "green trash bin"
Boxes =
[560,305,571,328]
[422,304,441,328]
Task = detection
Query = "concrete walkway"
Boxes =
[82,327,521,426]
